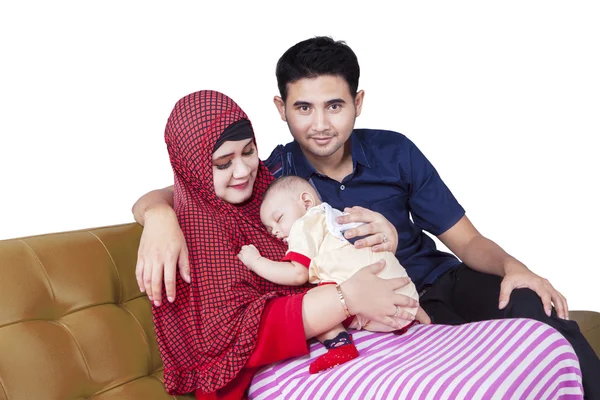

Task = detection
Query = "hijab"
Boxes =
[153,90,309,395]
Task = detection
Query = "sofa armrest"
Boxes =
[569,310,600,357]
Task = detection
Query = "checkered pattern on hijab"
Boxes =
[152,90,310,395]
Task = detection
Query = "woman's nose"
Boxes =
[232,159,251,179]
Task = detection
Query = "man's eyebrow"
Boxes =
[292,98,347,107]
[325,98,346,106]
[293,100,312,107]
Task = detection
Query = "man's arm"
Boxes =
[238,245,309,286]
[132,185,191,306]
[132,185,174,225]
[438,215,569,319]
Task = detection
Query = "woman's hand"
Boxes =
[341,260,418,329]
[336,206,398,253]
[135,205,190,306]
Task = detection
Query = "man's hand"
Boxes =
[499,261,569,319]
[135,205,190,306]
[237,245,262,270]
[336,206,399,253]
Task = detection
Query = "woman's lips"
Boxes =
[230,181,249,190]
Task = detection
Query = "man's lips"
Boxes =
[311,136,334,144]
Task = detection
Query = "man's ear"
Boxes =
[273,96,287,122]
[354,90,365,118]
[300,191,315,210]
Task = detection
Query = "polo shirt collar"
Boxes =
[290,140,317,179]
[350,131,371,169]
[289,131,371,179]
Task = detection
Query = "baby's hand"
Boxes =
[237,245,262,270]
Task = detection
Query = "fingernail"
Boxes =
[168,297,174,303]
[154,300,160,307]
[355,240,362,247]
[499,301,507,309]
[185,275,191,283]
[546,309,551,317]
[139,287,145,292]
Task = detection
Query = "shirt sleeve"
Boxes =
[246,293,308,367]
[404,137,465,236]
[282,212,325,268]
[198,295,308,400]
[263,145,285,178]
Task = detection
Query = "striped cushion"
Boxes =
[249,318,583,399]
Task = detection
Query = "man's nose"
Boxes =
[311,109,330,132]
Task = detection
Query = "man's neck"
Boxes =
[303,141,353,183]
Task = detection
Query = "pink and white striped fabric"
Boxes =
[249,318,583,399]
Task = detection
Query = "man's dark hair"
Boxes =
[276,36,360,102]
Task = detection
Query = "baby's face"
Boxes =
[260,189,307,242]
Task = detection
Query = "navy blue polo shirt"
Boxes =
[263,129,464,291]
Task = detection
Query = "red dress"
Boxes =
[152,90,311,398]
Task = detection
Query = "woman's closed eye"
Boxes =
[215,160,232,170]
[242,147,255,156]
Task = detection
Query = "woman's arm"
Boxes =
[247,260,417,368]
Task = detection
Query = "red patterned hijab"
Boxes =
[152,90,309,395]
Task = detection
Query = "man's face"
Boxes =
[274,75,364,160]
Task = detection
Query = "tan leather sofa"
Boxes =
[1,223,599,400]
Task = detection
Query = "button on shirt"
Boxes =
[263,129,465,290]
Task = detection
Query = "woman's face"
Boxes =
[212,138,259,204]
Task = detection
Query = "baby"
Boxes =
[238,176,419,374]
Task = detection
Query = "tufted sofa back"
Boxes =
[0,223,193,400]
[2,223,600,400]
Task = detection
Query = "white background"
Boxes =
[1,2,598,311]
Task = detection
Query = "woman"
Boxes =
[140,90,584,399]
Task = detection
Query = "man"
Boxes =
[133,36,599,395]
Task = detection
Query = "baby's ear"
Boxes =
[300,191,314,210]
